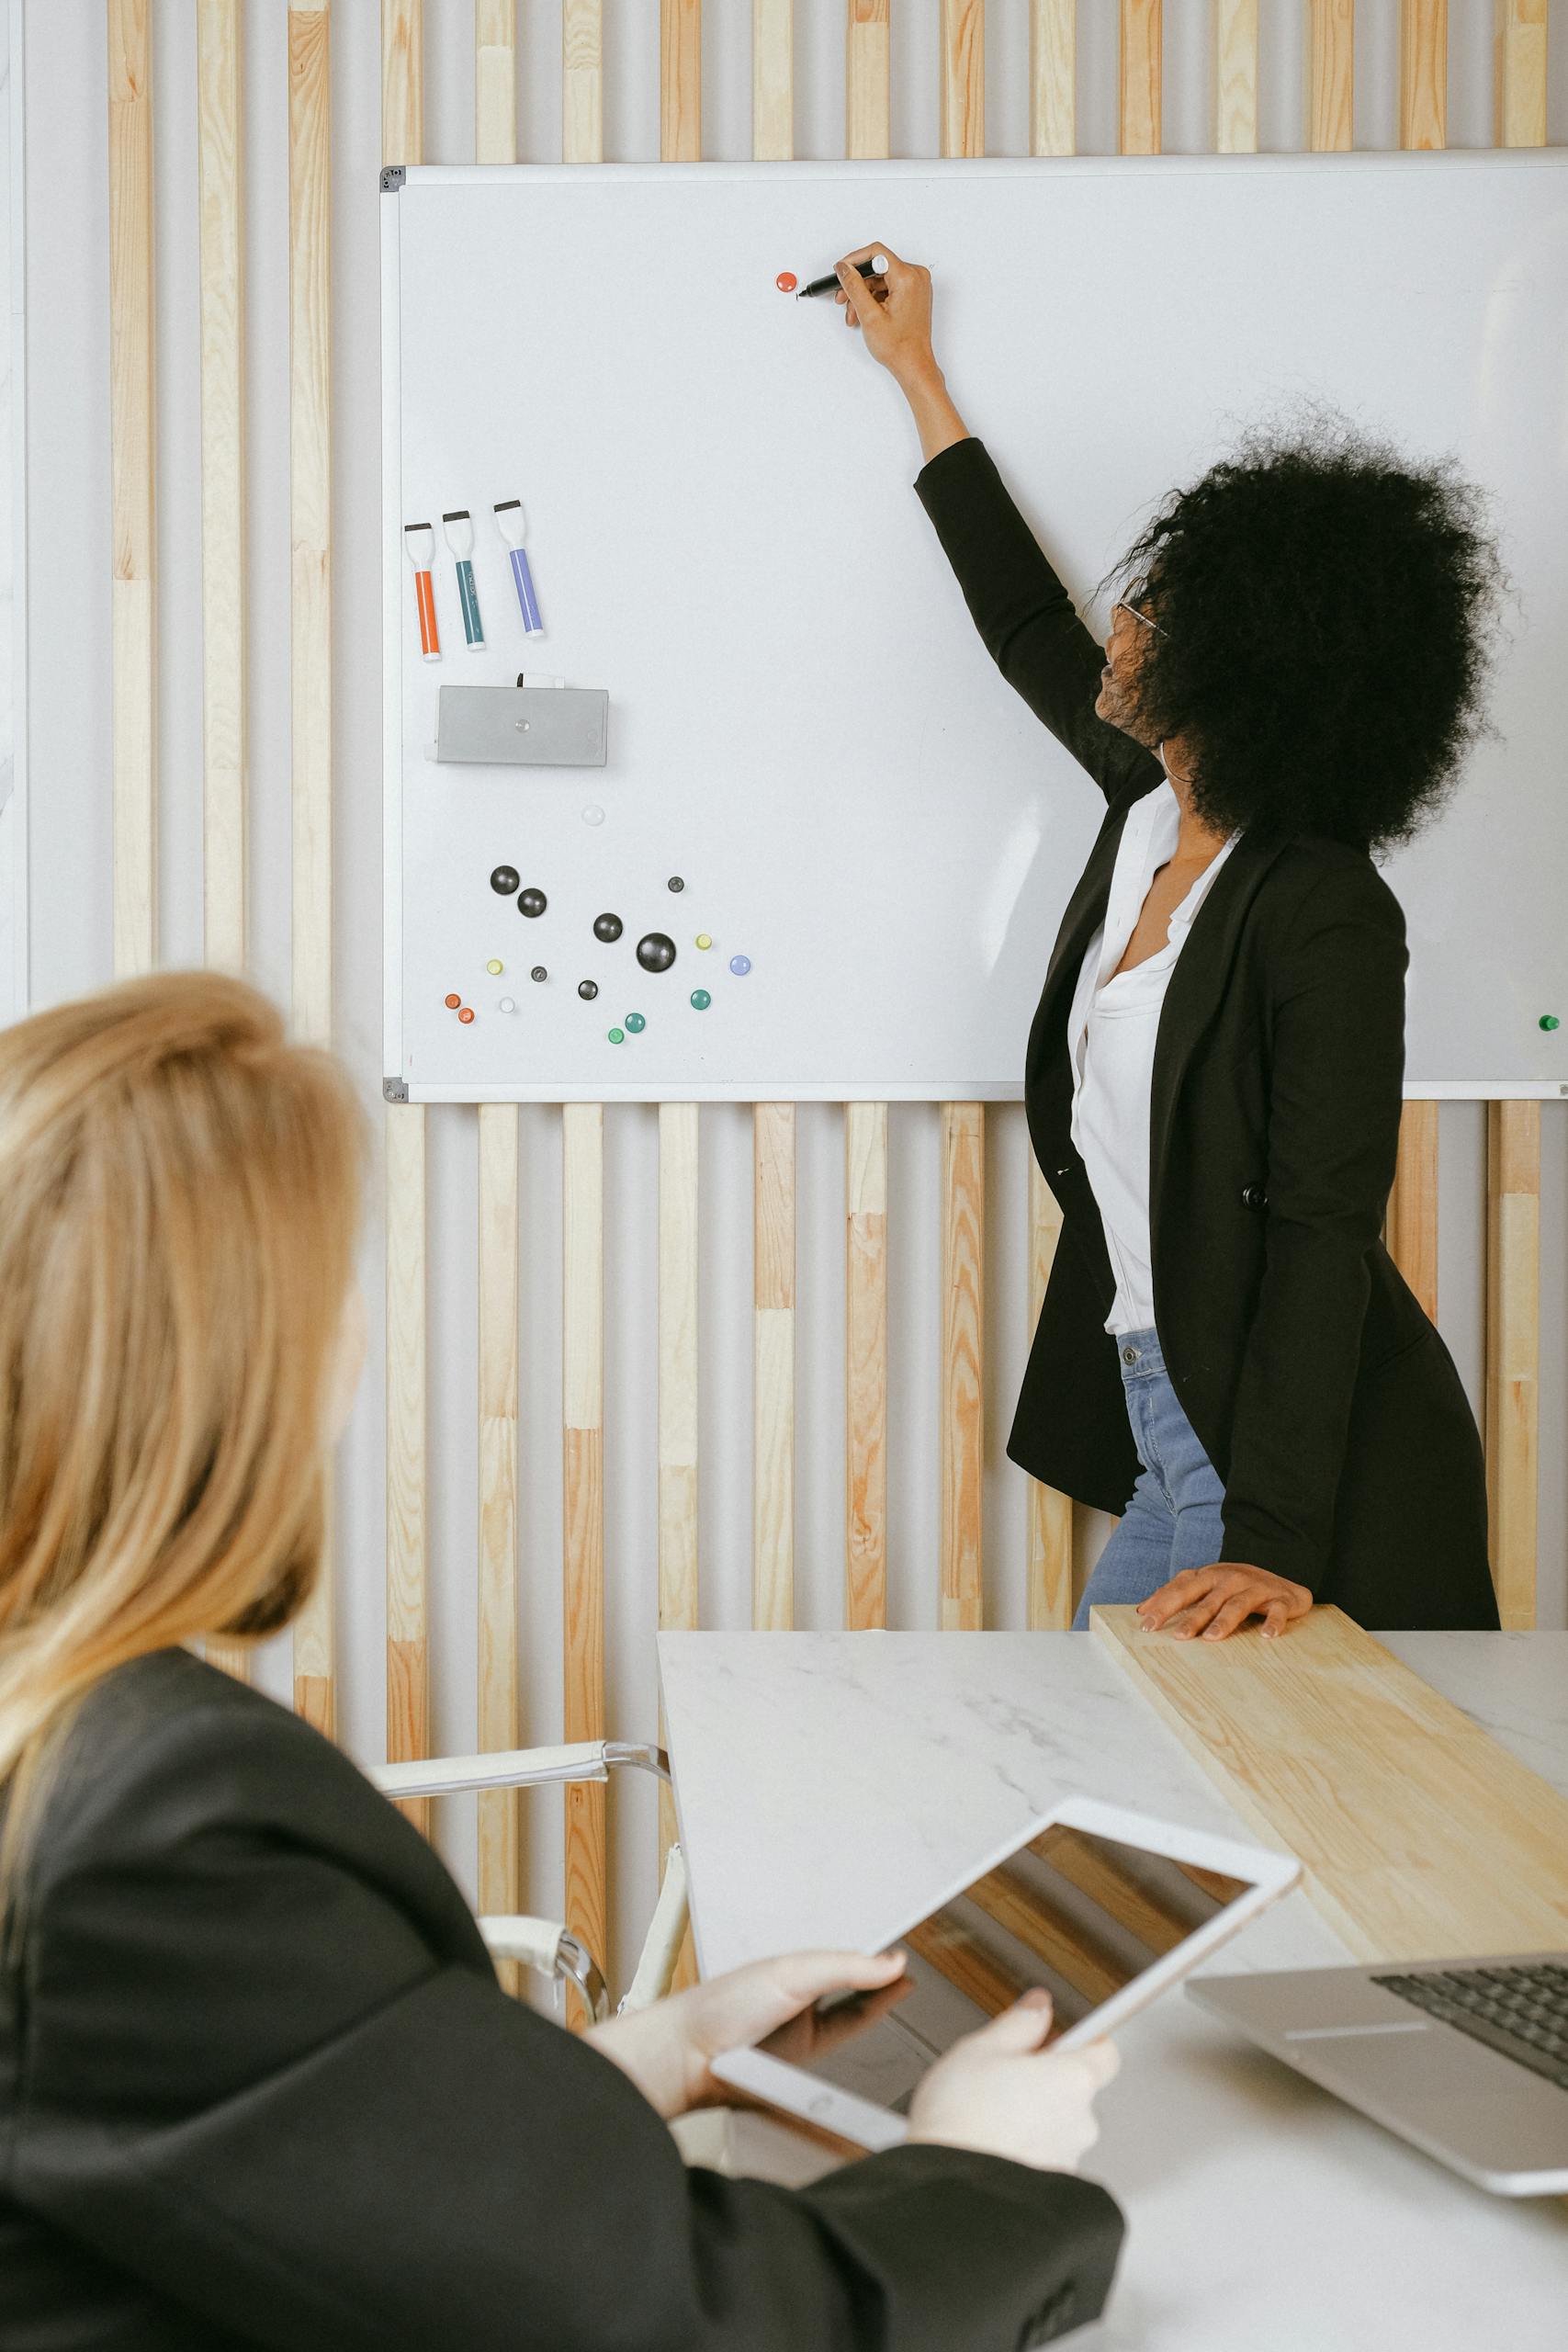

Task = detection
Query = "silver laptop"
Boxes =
[1188,1952,1568,2195]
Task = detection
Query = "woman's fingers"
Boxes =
[1136,1566,1213,1632]
[1199,1589,1262,1641]
[1259,1595,1292,1638]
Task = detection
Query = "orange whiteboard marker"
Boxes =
[404,522,441,662]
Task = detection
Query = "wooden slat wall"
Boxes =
[1031,0,1075,159]
[289,1,335,1736]
[382,0,430,1823]
[197,0,249,1689]
[561,5,607,2018]
[473,0,523,1993]
[846,0,889,159]
[1121,0,1162,157]
[107,0,155,980]
[753,1102,795,1631]
[1213,0,1258,153]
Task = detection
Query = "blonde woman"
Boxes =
[0,972,1122,2352]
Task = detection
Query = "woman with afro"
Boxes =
[834,243,1508,1642]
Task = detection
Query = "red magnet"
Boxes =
[775,270,797,293]
[444,993,461,1009]
[458,1007,475,1024]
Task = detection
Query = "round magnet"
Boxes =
[444,993,461,1010]
[593,912,624,943]
[608,1028,625,1044]
[691,989,711,1011]
[637,933,677,974]
[626,1013,646,1033]
[729,955,751,976]
[578,979,598,1001]
[457,1008,475,1025]
[486,959,503,975]
[518,888,547,918]
[490,865,520,895]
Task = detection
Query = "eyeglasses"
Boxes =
[1111,577,1167,637]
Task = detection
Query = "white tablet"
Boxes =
[708,1796,1301,2153]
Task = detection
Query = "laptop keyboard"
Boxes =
[1371,1962,1568,2091]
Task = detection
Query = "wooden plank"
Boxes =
[659,1102,700,1986]
[845,1104,887,1631]
[1120,0,1162,156]
[754,0,792,162]
[287,2,335,1729]
[381,0,423,167]
[380,0,426,1803]
[845,0,889,161]
[1486,1102,1540,1630]
[753,1103,795,1632]
[1494,0,1548,149]
[661,0,702,164]
[941,1104,984,1631]
[475,0,517,164]
[1306,0,1354,152]
[1399,0,1448,152]
[1094,1603,1568,1961]
[1212,0,1258,154]
[563,1103,607,2025]
[1030,0,1075,159]
[478,1104,521,1984]
[1385,1099,1438,1323]
[197,0,244,980]
[1026,1159,1074,1629]
[562,0,603,164]
[107,0,156,980]
[939,0,984,161]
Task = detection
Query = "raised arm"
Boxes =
[831,245,1163,808]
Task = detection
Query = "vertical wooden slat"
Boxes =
[1307,0,1355,152]
[754,0,793,162]
[197,1,243,978]
[940,0,984,161]
[1494,0,1548,148]
[478,1103,520,1980]
[1385,1100,1438,1323]
[107,0,155,980]
[1213,0,1258,153]
[382,0,426,1794]
[845,1105,887,1629]
[563,0,603,164]
[753,1103,795,1631]
[476,0,517,164]
[562,1104,606,2022]
[288,1,334,1733]
[197,1,249,1689]
[846,0,889,161]
[1026,1159,1074,1628]
[1120,0,1162,155]
[1030,0,1075,159]
[1400,0,1448,151]
[659,1102,699,1985]
[473,0,521,1993]
[941,1104,984,1630]
[1486,1103,1540,1630]
[662,0,702,164]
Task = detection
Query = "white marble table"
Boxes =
[659,1631,1568,2351]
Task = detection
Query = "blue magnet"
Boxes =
[729,954,751,976]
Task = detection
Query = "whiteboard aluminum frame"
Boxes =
[382,152,1568,1102]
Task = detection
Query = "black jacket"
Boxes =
[0,1646,1124,2351]
[916,435,1497,1632]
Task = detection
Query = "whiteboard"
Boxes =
[383,153,1568,1103]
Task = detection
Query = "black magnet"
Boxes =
[491,865,521,896]
[518,888,547,918]
[593,912,624,943]
[636,933,677,975]
[578,979,598,1001]
[667,876,684,893]
[531,966,547,983]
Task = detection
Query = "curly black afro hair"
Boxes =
[1091,400,1515,854]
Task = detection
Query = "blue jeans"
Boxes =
[1070,1327,1226,1631]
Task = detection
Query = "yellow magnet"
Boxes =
[695,933,712,950]
[486,958,503,975]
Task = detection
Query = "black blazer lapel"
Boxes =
[1148,835,1284,1194]
[1023,807,1126,1090]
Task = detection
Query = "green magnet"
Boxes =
[626,1012,646,1033]
[690,989,711,1011]
[1540,1014,1561,1032]
[608,1027,625,1044]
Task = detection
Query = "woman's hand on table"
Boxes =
[1136,1563,1314,1642]
[584,1946,910,2120]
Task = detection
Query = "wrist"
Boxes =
[893,352,947,401]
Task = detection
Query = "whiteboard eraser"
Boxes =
[435,684,608,768]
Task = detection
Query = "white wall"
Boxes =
[23,0,1568,1999]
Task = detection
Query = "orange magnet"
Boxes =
[445,993,461,1009]
[775,270,797,293]
[457,1007,475,1024]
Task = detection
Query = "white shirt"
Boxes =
[1067,778,1240,1336]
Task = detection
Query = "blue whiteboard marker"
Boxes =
[442,510,485,647]
[494,499,544,635]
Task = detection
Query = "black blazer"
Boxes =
[916,436,1497,1632]
[0,1647,1124,2352]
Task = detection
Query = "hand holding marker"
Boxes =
[494,499,544,636]
[442,511,485,647]
[787,252,887,300]
[403,523,440,661]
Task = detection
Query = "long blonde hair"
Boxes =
[0,971,363,1917]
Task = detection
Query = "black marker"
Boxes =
[796,253,889,300]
